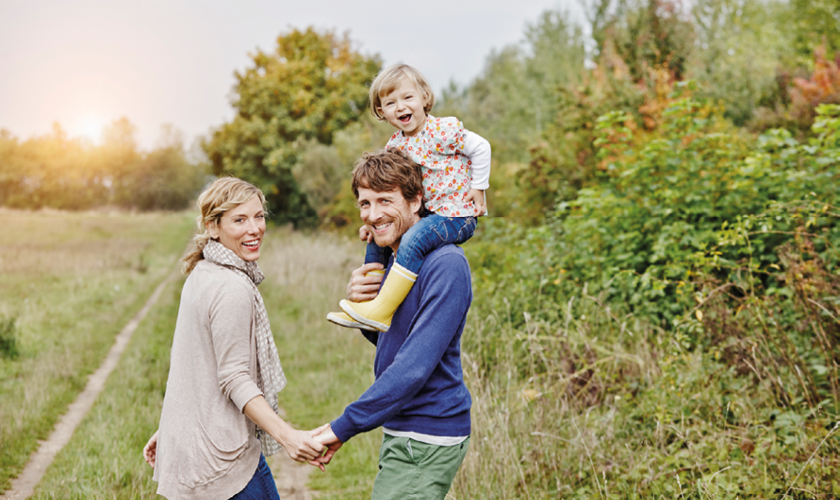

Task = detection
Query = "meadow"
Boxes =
[0,209,192,494]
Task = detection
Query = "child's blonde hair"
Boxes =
[368,64,435,121]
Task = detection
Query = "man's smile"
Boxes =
[372,221,393,232]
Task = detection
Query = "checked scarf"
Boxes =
[203,240,287,456]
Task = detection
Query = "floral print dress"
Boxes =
[385,115,480,218]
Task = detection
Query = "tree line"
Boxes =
[0,119,206,211]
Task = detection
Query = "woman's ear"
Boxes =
[206,221,218,240]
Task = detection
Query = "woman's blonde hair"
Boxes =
[368,64,435,121]
[182,177,266,274]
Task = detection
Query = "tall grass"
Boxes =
[0,209,192,494]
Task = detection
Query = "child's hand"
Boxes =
[466,189,487,216]
[358,224,372,243]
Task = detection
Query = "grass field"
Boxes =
[0,209,193,495]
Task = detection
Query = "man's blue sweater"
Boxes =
[330,244,472,442]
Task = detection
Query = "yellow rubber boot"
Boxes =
[339,264,417,332]
[326,269,385,330]
[326,311,375,331]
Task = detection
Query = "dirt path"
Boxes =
[0,271,178,500]
[269,447,316,500]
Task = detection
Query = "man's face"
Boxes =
[357,185,422,252]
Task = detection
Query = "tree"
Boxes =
[203,27,380,226]
[790,0,840,63]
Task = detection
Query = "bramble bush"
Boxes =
[460,87,839,497]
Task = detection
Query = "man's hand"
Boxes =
[358,224,373,243]
[346,263,385,302]
[465,188,487,216]
[311,424,343,466]
[143,430,158,469]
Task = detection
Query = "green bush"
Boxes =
[0,315,18,360]
[546,89,838,323]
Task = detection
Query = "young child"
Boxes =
[327,64,491,332]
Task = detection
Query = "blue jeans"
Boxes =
[365,214,477,274]
[229,454,281,500]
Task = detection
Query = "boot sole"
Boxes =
[339,300,390,332]
[326,312,375,331]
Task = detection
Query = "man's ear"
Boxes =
[409,194,423,216]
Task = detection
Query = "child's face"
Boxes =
[378,79,428,137]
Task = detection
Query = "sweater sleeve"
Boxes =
[463,130,491,190]
[209,278,263,412]
[330,252,471,442]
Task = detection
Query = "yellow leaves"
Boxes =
[695,309,704,321]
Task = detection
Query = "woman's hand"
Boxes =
[279,428,326,465]
[346,263,385,302]
[143,430,159,468]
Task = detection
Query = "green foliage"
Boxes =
[0,315,18,360]
[790,0,840,62]
[689,0,795,126]
[114,145,206,211]
[546,92,837,322]
[587,0,694,81]
[203,27,380,227]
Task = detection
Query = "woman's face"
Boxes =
[208,195,266,262]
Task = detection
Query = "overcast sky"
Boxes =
[0,0,583,149]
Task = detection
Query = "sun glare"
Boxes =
[77,114,105,143]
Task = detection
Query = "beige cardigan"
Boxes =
[153,259,265,499]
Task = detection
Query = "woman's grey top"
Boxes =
[153,259,264,500]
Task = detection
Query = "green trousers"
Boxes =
[371,434,470,500]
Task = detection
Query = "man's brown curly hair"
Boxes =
[351,149,424,207]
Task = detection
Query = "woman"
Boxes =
[143,177,328,499]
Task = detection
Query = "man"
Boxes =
[317,149,473,499]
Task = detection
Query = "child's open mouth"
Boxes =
[399,113,412,123]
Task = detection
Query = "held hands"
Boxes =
[465,189,487,216]
[283,424,345,472]
[312,425,343,461]
[278,426,328,471]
